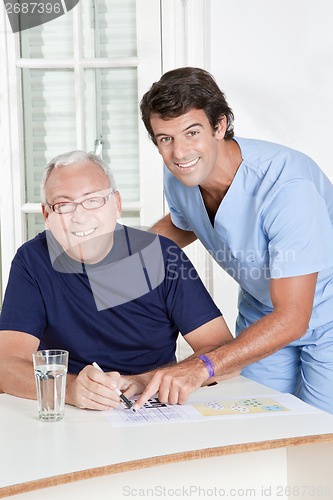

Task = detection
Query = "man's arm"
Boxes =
[150,213,197,248]
[180,315,240,382]
[0,331,40,398]
[0,330,122,410]
[182,315,233,356]
[117,315,239,401]
[134,272,318,408]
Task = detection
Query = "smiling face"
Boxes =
[150,108,226,188]
[42,161,122,264]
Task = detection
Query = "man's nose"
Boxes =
[71,203,88,222]
[173,138,188,161]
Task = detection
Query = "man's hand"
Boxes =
[66,365,124,410]
[116,374,148,400]
[133,358,208,410]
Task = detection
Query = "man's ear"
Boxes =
[42,203,50,229]
[41,204,49,224]
[214,115,227,139]
[113,191,122,219]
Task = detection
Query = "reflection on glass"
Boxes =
[84,67,139,202]
[22,69,76,204]
[82,0,137,58]
[20,11,74,58]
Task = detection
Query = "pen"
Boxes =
[92,362,136,411]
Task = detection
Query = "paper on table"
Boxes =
[105,393,320,426]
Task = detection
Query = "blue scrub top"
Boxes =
[164,137,333,332]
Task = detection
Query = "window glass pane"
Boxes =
[20,10,74,58]
[82,0,137,58]
[84,68,139,202]
[120,212,141,227]
[26,214,45,241]
[22,69,76,204]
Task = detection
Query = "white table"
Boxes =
[1,376,333,499]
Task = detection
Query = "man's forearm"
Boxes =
[207,310,307,377]
[133,305,312,409]
[0,356,37,399]
[126,339,238,392]
[157,311,297,392]
[149,213,197,248]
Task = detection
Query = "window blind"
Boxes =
[20,9,74,58]
[20,0,140,239]
[22,68,77,203]
[83,0,137,58]
[84,67,139,201]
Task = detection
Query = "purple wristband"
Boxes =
[198,354,215,378]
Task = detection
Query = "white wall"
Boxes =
[208,0,333,330]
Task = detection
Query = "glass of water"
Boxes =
[32,350,69,422]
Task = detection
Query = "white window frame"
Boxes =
[0,7,23,297]
[160,0,213,360]
[160,0,213,294]
[161,0,209,73]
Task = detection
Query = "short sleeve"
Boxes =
[0,253,47,337]
[162,242,222,335]
[263,180,333,278]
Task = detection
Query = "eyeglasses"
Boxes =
[47,190,115,214]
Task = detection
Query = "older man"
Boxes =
[0,150,234,410]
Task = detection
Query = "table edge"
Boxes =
[1,433,333,498]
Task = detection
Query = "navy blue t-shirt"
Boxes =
[0,225,221,374]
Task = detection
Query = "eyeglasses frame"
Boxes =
[46,189,115,214]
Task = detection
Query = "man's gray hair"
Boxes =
[40,151,117,203]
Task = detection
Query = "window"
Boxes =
[0,0,163,299]
[1,0,209,309]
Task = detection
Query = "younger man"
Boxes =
[0,150,234,410]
